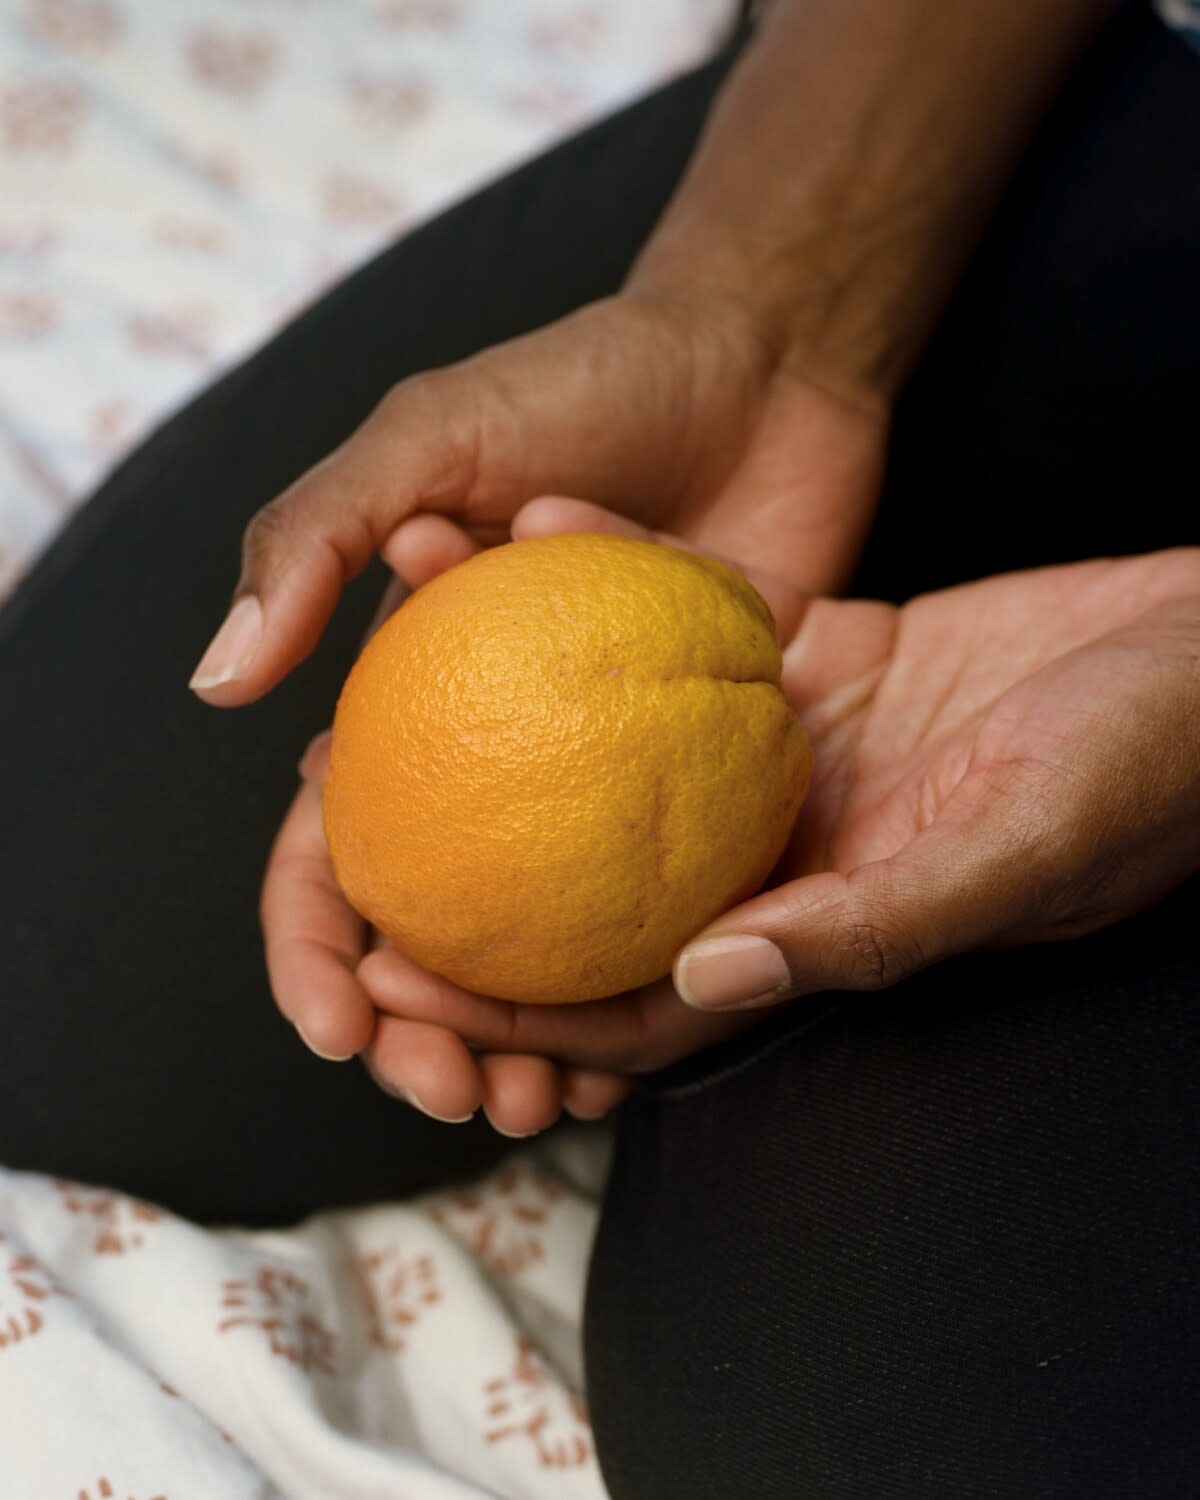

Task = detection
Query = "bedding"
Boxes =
[0,1127,615,1498]
[0,0,733,598]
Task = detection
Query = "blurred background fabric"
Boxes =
[0,0,735,600]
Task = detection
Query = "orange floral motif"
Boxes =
[428,1163,562,1276]
[165,143,244,194]
[376,0,460,28]
[126,304,213,360]
[0,1236,62,1350]
[55,1180,162,1254]
[321,169,406,229]
[0,291,58,339]
[186,26,279,100]
[88,400,136,457]
[504,80,586,127]
[218,1264,337,1376]
[150,216,225,253]
[528,5,608,57]
[23,0,122,52]
[75,1479,167,1500]
[344,70,432,127]
[0,75,86,152]
[482,1335,591,1469]
[357,1247,442,1352]
[0,221,58,257]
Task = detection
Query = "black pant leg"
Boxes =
[0,42,743,1228]
[586,882,1200,1500]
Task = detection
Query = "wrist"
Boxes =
[626,0,1121,409]
[622,48,975,412]
[623,208,921,418]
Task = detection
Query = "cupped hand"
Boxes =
[349,506,1200,1128]
[198,286,887,1137]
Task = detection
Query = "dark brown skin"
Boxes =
[191,0,1177,1138]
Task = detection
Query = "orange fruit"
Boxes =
[323,533,810,1004]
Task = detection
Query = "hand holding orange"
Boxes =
[323,532,811,1005]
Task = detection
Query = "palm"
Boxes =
[780,562,1131,884]
[766,551,1200,975]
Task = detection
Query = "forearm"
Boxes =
[629,0,1121,404]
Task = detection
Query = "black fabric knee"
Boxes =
[586,880,1200,1499]
[0,42,744,1227]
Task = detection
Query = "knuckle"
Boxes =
[372,369,482,508]
[240,498,294,577]
[848,920,892,989]
[377,369,442,424]
[837,896,919,992]
[375,380,414,426]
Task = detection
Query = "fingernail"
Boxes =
[298,729,333,781]
[190,595,263,690]
[400,1087,475,1125]
[295,1024,355,1063]
[675,935,790,1010]
[490,1122,539,1139]
[563,1104,610,1122]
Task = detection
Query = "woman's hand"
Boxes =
[203,289,887,1138]
[190,0,1123,708]
[204,0,1128,1136]
[188,292,886,704]
[350,505,1200,1129]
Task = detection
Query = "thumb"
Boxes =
[186,361,499,707]
[673,805,1038,1011]
[187,301,691,708]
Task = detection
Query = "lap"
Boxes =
[587,877,1200,1498]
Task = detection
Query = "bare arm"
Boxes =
[632,0,1121,404]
